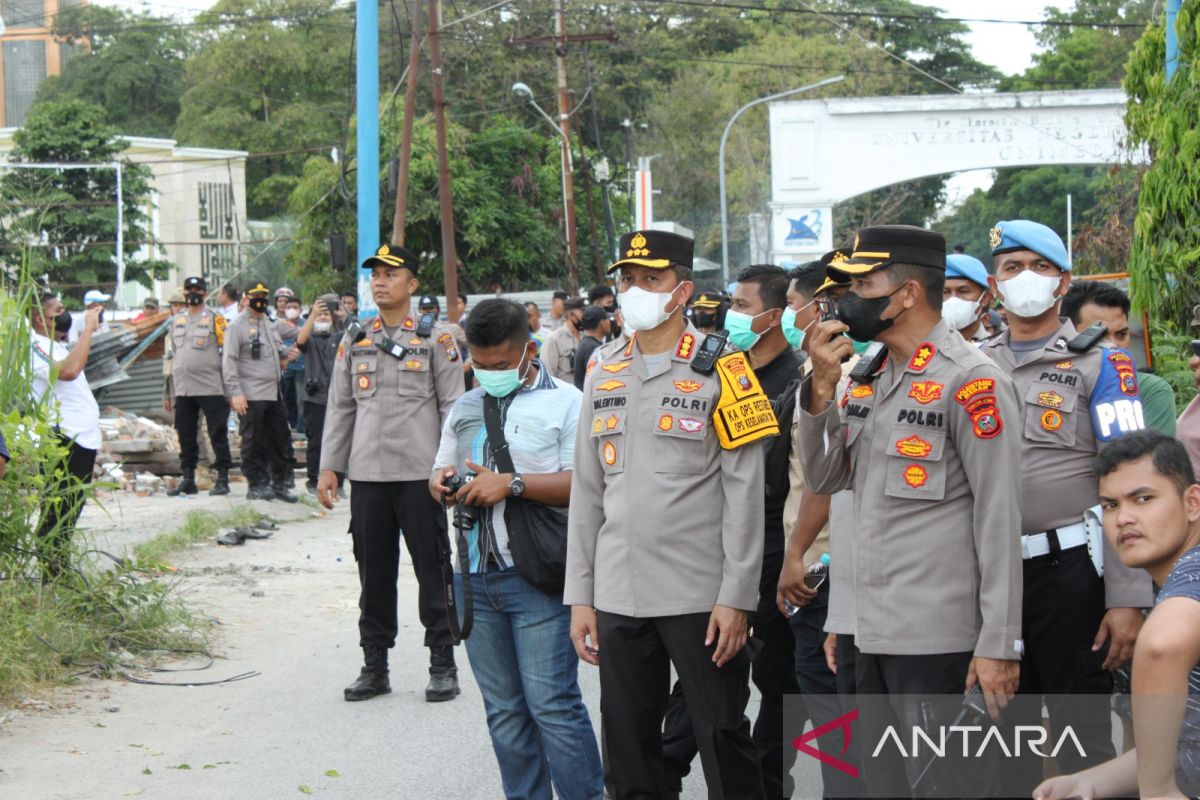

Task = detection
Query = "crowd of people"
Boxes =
[17,214,1200,800]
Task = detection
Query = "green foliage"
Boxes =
[173,0,353,219]
[0,101,170,297]
[287,114,568,295]
[37,6,191,139]
[134,507,267,566]
[1150,325,1200,413]
[1123,8,1200,326]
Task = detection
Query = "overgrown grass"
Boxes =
[133,507,268,566]
[0,507,270,704]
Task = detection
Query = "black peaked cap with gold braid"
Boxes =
[828,225,946,277]
[246,280,271,296]
[363,243,420,272]
[606,230,694,274]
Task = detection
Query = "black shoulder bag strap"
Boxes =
[482,393,516,474]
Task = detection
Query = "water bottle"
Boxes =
[784,553,830,617]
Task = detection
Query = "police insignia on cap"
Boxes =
[989,226,1002,249]
[627,232,650,257]
[377,245,388,256]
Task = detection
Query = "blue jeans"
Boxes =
[455,568,603,800]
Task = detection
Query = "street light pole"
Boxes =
[514,81,579,292]
[718,75,844,283]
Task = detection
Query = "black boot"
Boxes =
[168,469,198,496]
[210,468,230,496]
[344,646,390,701]
[247,482,275,501]
[425,645,460,702]
[272,481,298,503]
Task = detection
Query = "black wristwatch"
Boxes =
[509,474,525,497]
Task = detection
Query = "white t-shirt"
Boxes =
[31,333,102,450]
[68,312,109,343]
[221,303,241,323]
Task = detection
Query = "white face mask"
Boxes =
[941,296,982,331]
[285,307,301,320]
[998,270,1061,318]
[314,321,332,333]
[619,286,677,332]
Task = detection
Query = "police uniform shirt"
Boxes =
[798,319,1024,659]
[169,309,225,397]
[541,324,578,383]
[564,324,777,616]
[979,318,1153,608]
[30,332,102,450]
[222,312,287,401]
[320,309,465,482]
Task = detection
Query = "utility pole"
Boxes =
[355,0,380,278]
[575,127,603,281]
[553,0,580,293]
[584,46,617,263]
[390,0,423,245]
[505,18,615,294]
[427,0,459,308]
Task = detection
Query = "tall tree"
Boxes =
[36,6,191,139]
[0,100,169,298]
[174,0,354,219]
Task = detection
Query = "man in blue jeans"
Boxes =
[430,298,602,800]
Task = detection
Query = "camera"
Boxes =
[444,473,478,532]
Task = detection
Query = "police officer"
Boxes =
[689,292,723,335]
[566,230,777,799]
[942,253,993,341]
[318,244,465,703]
[540,296,585,382]
[799,225,1024,797]
[979,220,1153,790]
[222,281,297,502]
[165,276,232,497]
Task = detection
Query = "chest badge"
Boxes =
[404,359,423,370]
[907,343,936,372]
[658,414,674,431]
[602,361,631,374]
[596,379,626,392]
[895,435,933,459]
[903,464,929,488]
[849,383,874,399]
[678,418,703,433]
[674,379,703,393]
[357,375,371,391]
[606,415,620,430]
[908,381,942,404]
[1040,409,1064,431]
[602,441,618,466]
[1036,391,1064,409]
[1055,360,1074,370]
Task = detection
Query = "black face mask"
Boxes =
[185,292,204,306]
[248,297,269,313]
[693,311,716,328]
[53,310,72,334]
[836,286,903,342]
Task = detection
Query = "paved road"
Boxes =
[0,489,823,799]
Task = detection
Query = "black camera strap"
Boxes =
[439,492,474,642]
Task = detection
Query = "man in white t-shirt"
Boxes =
[31,291,102,576]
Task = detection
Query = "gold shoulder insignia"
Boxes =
[711,352,779,450]
[213,314,227,347]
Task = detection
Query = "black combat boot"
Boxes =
[247,481,275,501]
[425,645,460,702]
[210,468,231,496]
[272,481,298,503]
[344,646,390,701]
[168,469,198,496]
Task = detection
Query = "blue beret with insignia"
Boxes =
[989,220,1070,272]
[945,254,990,290]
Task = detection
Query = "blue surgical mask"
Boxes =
[475,350,530,398]
[724,308,773,351]
[781,301,815,350]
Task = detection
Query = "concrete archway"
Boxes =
[766,89,1141,261]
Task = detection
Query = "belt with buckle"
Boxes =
[1021,521,1088,560]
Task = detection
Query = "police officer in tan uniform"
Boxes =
[566,229,778,799]
[799,225,1023,797]
[223,280,296,502]
[165,276,232,497]
[540,296,585,382]
[979,220,1153,791]
[319,244,466,703]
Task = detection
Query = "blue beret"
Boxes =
[945,254,990,290]
[989,220,1070,272]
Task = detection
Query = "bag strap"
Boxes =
[482,393,517,475]
[439,498,474,641]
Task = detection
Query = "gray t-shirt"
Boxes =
[1155,544,1200,793]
